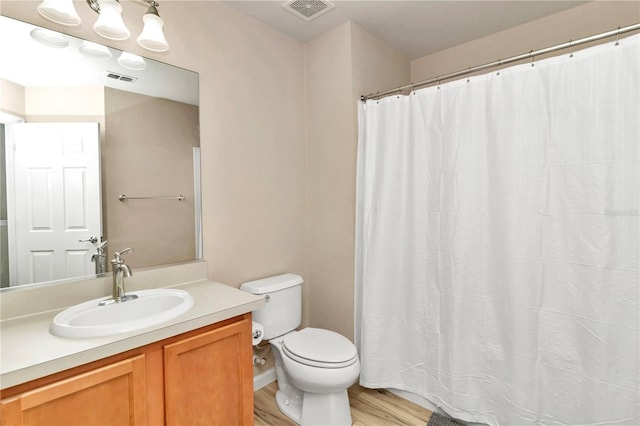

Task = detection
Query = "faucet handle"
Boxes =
[96,240,108,255]
[113,248,133,263]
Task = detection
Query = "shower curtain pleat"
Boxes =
[355,34,640,426]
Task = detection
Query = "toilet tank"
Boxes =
[240,273,302,340]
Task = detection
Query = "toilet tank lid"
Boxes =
[240,273,303,294]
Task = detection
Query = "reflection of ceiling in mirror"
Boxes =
[0,15,198,106]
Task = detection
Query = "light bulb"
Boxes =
[137,5,169,52]
[37,0,81,26]
[93,0,130,41]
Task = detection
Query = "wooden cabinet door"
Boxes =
[0,355,147,426]
[164,316,253,426]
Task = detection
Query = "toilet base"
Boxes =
[276,387,303,424]
[275,387,352,426]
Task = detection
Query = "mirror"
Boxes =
[0,15,201,289]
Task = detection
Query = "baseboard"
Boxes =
[253,367,276,391]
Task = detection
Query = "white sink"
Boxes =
[50,289,195,339]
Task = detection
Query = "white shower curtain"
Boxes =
[355,34,639,426]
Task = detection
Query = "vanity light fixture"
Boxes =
[37,0,170,52]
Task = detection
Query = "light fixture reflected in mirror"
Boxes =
[79,40,112,59]
[30,27,70,48]
[117,51,147,70]
[36,0,170,52]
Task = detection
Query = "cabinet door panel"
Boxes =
[1,355,146,426]
[164,318,253,426]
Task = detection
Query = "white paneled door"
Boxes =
[8,122,101,286]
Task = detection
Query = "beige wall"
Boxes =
[351,24,411,99]
[0,78,25,118]
[23,86,105,140]
[305,22,355,338]
[196,3,307,290]
[305,22,409,341]
[103,88,198,268]
[25,86,104,119]
[411,1,640,82]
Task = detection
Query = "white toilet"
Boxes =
[241,273,360,426]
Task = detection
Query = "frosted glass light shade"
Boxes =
[30,28,70,48]
[79,41,112,59]
[117,52,147,70]
[137,13,169,52]
[37,0,81,26]
[93,0,130,40]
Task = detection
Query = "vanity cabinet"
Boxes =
[0,314,254,426]
[0,356,147,426]
[164,319,254,425]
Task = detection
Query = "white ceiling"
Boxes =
[223,0,588,59]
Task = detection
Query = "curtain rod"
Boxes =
[361,23,640,102]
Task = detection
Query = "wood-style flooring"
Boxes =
[254,382,434,426]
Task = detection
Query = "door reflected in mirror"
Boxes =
[0,15,201,288]
[9,122,101,286]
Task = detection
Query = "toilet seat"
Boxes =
[282,328,358,369]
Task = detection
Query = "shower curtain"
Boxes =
[355,34,639,426]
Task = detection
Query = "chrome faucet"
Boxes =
[99,248,138,305]
[91,240,108,275]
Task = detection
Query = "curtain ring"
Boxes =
[410,83,415,95]
[496,59,501,76]
[615,26,620,46]
[466,68,471,83]
[569,40,574,58]
[530,50,535,67]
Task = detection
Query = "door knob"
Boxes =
[79,236,99,244]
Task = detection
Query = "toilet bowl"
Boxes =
[270,328,360,425]
[240,274,360,426]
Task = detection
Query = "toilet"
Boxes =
[241,273,360,426]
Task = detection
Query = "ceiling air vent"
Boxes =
[105,71,138,83]
[282,0,335,22]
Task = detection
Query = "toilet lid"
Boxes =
[282,328,358,368]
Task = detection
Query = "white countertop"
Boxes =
[1,278,265,389]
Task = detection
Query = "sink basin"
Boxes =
[50,289,195,339]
